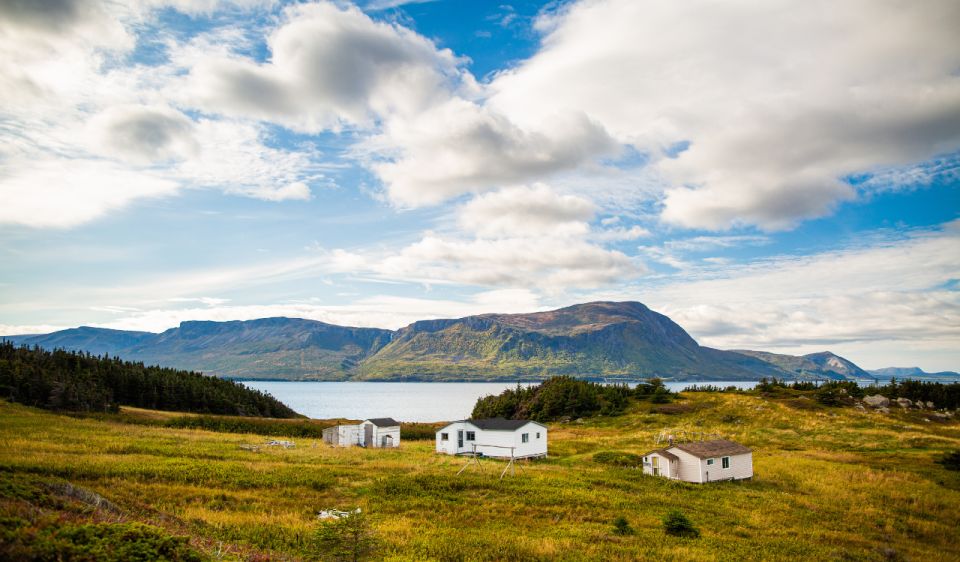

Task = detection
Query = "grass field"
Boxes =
[1,392,959,561]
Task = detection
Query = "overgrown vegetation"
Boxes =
[0,386,958,560]
[0,518,206,562]
[314,511,377,562]
[754,376,960,409]
[611,516,635,536]
[471,376,636,421]
[938,450,960,471]
[662,510,699,538]
[0,342,298,417]
[593,451,643,468]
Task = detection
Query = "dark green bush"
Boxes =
[0,518,205,561]
[937,450,960,471]
[662,510,699,538]
[611,516,635,536]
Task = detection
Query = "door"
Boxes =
[364,424,373,447]
[382,435,393,448]
[652,456,660,476]
[457,430,463,449]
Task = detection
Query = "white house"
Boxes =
[642,439,752,483]
[322,418,400,448]
[435,418,547,459]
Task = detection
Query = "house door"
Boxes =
[364,424,373,447]
[457,430,463,448]
[652,456,660,476]
[381,435,393,448]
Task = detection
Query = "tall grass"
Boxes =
[0,393,958,561]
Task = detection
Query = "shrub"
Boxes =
[662,510,699,538]
[611,516,635,536]
[314,511,377,562]
[937,450,960,471]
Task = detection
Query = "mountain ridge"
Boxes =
[5,302,950,382]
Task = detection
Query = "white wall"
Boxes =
[435,422,547,458]
[699,452,752,482]
[643,452,678,478]
[360,421,400,448]
[672,449,704,483]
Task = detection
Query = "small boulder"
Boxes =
[895,397,913,408]
[863,395,890,408]
[876,406,890,414]
[926,401,935,409]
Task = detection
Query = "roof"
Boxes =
[672,439,752,459]
[645,449,680,462]
[438,417,544,431]
[364,418,400,427]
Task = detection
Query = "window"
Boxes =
[521,433,529,443]
[465,431,475,441]
[536,432,541,439]
[706,458,714,466]
[722,456,730,469]
[440,432,448,441]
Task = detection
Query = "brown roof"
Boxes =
[644,449,680,462]
[672,439,751,459]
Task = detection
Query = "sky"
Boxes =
[0,0,958,371]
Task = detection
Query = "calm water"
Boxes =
[241,381,760,422]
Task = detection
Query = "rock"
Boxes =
[926,401,935,409]
[895,397,913,408]
[931,412,950,421]
[863,395,890,408]
[876,407,890,414]
[855,403,866,411]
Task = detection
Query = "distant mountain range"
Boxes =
[4,302,955,382]
[867,366,960,380]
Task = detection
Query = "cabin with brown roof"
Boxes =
[642,439,752,482]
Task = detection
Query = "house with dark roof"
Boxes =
[435,417,547,459]
[322,417,400,448]
[642,439,752,482]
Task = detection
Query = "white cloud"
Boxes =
[187,2,467,132]
[489,0,960,230]
[458,184,595,238]
[635,222,960,353]
[0,159,179,228]
[367,97,618,207]
[89,105,199,165]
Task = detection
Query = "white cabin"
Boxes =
[435,418,547,459]
[642,439,752,483]
[322,418,400,448]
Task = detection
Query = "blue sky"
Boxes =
[0,0,958,371]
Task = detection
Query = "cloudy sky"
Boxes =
[1,0,958,371]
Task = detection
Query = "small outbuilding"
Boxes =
[435,417,547,459]
[642,439,752,482]
[322,418,400,448]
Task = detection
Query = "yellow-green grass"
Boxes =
[1,393,959,561]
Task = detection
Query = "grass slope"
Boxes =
[1,393,958,561]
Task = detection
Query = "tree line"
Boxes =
[0,342,299,417]
[471,376,674,421]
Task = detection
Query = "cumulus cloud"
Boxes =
[458,184,595,238]
[188,2,467,132]
[489,0,960,230]
[369,99,618,206]
[90,105,199,165]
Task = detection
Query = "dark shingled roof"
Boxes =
[464,417,539,431]
[365,418,400,427]
[673,439,751,459]
[645,449,679,462]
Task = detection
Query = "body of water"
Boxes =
[241,380,761,422]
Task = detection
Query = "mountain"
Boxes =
[5,318,393,380]
[2,302,901,382]
[353,302,791,381]
[868,367,960,381]
[731,349,870,380]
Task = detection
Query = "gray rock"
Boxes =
[863,395,890,408]
[895,397,913,408]
[876,407,890,414]
[926,401,935,409]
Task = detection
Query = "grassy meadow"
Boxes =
[1,392,959,561]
